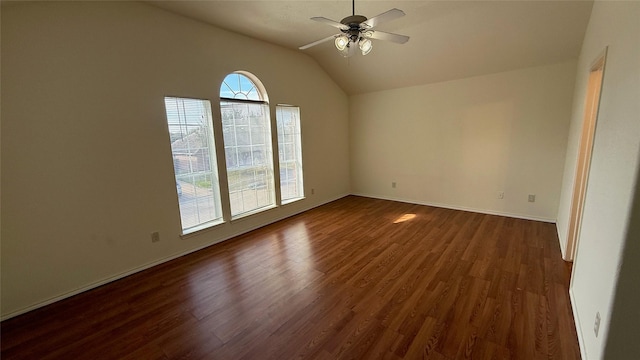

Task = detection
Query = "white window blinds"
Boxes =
[164,97,223,233]
[276,105,304,203]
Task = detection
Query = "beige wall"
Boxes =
[604,162,640,359]
[555,2,640,359]
[350,62,576,221]
[5,6,638,357]
[0,1,350,318]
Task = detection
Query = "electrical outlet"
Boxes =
[151,232,160,243]
[311,188,315,195]
[594,312,601,337]
[528,194,536,203]
[498,191,504,199]
[392,182,397,188]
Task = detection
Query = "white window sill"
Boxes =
[230,204,278,222]
[281,196,305,206]
[180,219,225,239]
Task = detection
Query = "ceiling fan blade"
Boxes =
[361,8,405,29]
[368,30,410,44]
[299,35,339,50]
[311,17,349,30]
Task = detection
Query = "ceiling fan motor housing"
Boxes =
[340,15,368,42]
[340,15,367,26]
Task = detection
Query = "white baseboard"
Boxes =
[1,193,350,321]
[352,193,557,223]
[557,225,569,261]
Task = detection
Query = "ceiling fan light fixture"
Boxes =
[359,38,373,55]
[300,0,409,56]
[335,35,349,51]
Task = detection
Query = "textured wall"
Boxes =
[1,1,350,318]
[350,62,576,221]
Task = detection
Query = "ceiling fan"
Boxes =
[299,0,410,57]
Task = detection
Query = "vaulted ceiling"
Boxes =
[147,0,593,95]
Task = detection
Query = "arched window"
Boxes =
[220,72,265,101]
[220,72,275,217]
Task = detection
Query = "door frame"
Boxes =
[565,47,608,261]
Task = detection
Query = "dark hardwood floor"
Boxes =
[1,196,580,359]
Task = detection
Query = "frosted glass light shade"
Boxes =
[335,35,349,51]
[359,38,373,55]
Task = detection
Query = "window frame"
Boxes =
[219,72,277,219]
[163,96,225,235]
[276,104,305,204]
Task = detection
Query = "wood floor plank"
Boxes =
[0,196,581,359]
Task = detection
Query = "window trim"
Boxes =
[163,96,225,235]
[219,97,268,105]
[180,218,225,237]
[276,104,305,204]
[219,72,277,220]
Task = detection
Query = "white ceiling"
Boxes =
[147,0,593,95]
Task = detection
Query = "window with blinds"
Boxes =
[220,73,276,218]
[164,97,223,234]
[276,106,304,203]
